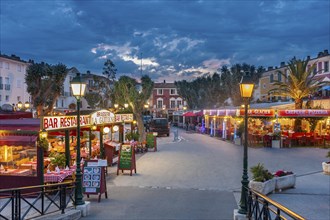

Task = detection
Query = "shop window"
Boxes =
[0,144,38,176]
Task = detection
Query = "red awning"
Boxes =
[183,112,196,117]
[0,135,38,145]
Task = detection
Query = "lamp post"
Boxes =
[238,72,254,215]
[70,73,86,206]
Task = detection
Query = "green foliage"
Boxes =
[250,163,273,182]
[146,133,155,148]
[38,138,49,151]
[175,63,264,108]
[113,75,154,141]
[102,59,117,82]
[125,132,139,141]
[49,153,66,168]
[25,62,68,117]
[84,92,102,109]
[270,58,325,109]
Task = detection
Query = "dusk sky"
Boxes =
[1,0,329,82]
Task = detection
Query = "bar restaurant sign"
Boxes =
[43,110,134,131]
[43,115,91,130]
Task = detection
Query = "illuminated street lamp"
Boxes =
[24,101,30,109]
[70,73,86,206]
[124,103,129,108]
[238,72,254,214]
[17,101,23,110]
[114,103,119,109]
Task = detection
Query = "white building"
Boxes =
[0,54,31,108]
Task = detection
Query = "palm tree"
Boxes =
[270,57,325,131]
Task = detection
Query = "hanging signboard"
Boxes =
[83,160,107,202]
[278,109,330,117]
[239,109,275,117]
[117,144,136,176]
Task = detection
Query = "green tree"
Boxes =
[113,75,154,141]
[102,59,117,82]
[269,57,325,131]
[25,62,68,117]
[84,92,102,109]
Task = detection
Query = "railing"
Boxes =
[0,181,75,220]
[247,188,305,220]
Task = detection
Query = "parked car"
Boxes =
[149,118,170,136]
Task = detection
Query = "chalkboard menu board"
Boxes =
[83,160,108,202]
[146,133,157,151]
[117,144,136,176]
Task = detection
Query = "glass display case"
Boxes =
[0,144,37,176]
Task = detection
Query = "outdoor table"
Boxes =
[44,170,74,183]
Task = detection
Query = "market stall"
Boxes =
[0,118,42,189]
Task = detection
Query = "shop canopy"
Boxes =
[183,112,196,117]
[183,111,203,117]
[0,135,38,145]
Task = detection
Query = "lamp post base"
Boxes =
[76,201,91,217]
[233,209,248,220]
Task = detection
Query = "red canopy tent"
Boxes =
[183,112,196,117]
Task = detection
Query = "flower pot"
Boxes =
[249,178,276,195]
[272,140,280,148]
[322,162,330,174]
[275,174,296,191]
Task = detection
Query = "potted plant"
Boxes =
[49,152,66,169]
[249,163,275,195]
[271,132,281,148]
[322,151,330,174]
[274,170,296,191]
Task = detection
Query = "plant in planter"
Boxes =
[49,152,66,169]
[249,163,275,195]
[322,151,330,174]
[274,170,296,191]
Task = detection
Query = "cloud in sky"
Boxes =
[1,0,329,82]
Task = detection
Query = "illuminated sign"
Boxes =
[43,115,91,130]
[238,109,275,117]
[91,110,115,125]
[115,114,134,122]
[278,109,330,117]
